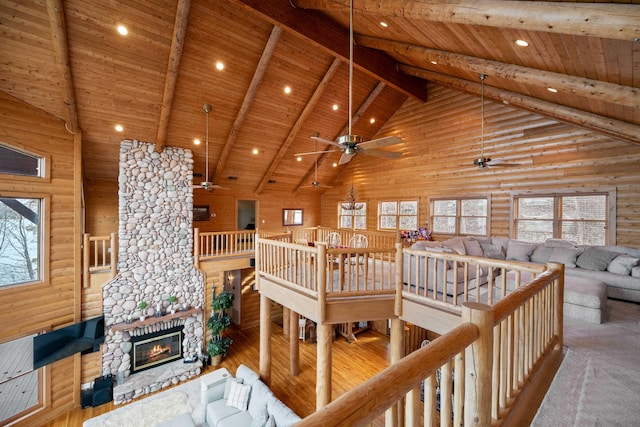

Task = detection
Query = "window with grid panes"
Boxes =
[379,200,418,230]
[339,202,367,230]
[431,197,488,236]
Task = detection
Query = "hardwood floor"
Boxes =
[44,322,392,426]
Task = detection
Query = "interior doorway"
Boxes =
[237,200,256,230]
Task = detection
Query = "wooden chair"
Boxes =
[348,234,368,249]
[325,232,342,248]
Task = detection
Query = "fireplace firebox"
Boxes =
[130,326,183,373]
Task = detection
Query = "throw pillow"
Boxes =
[506,240,535,262]
[530,245,553,264]
[548,247,583,268]
[632,266,640,278]
[480,243,505,260]
[463,239,484,257]
[576,247,618,271]
[227,381,252,411]
[265,415,276,427]
[250,405,270,427]
[224,377,244,399]
[607,255,639,275]
[544,238,577,248]
[442,237,466,255]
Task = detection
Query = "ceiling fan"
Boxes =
[299,139,333,190]
[473,74,520,169]
[193,103,228,191]
[297,0,403,165]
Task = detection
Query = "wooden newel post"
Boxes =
[387,317,405,426]
[193,228,200,269]
[290,311,300,376]
[259,294,272,386]
[549,262,564,351]
[462,302,494,427]
[316,323,332,410]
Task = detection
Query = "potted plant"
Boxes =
[138,301,148,321]
[207,290,235,366]
[168,295,177,314]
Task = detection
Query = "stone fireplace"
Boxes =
[101,140,205,403]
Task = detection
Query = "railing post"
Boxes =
[317,243,327,323]
[259,293,272,386]
[395,242,403,317]
[194,228,200,269]
[462,302,494,427]
[110,232,117,278]
[387,317,405,426]
[83,233,90,288]
[548,262,564,350]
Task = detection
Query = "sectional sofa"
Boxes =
[406,236,640,323]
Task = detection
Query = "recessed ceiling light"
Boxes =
[117,25,128,36]
[515,39,529,47]
[332,104,339,111]
[284,86,292,94]
[430,60,438,65]
[547,87,558,93]
[332,162,338,167]
[369,118,376,124]
[215,61,224,71]
[252,148,259,155]
[114,124,123,132]
[380,21,388,28]
[193,138,201,145]
[297,156,302,162]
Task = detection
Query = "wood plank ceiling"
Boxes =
[0,0,638,194]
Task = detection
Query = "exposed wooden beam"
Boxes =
[229,0,427,102]
[255,58,342,194]
[400,65,640,145]
[358,35,639,109]
[213,26,283,184]
[46,0,78,134]
[294,0,640,42]
[293,82,387,194]
[155,0,191,152]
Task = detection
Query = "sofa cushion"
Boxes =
[267,394,301,427]
[224,377,244,399]
[607,255,639,275]
[492,237,510,255]
[632,266,640,278]
[530,245,553,264]
[207,398,242,427]
[442,237,466,255]
[411,240,442,250]
[155,412,196,427]
[227,381,252,411]
[463,239,484,257]
[576,247,618,271]
[544,238,576,248]
[548,247,582,267]
[506,240,535,262]
[480,243,505,260]
[236,364,260,386]
[218,410,254,427]
[564,276,607,309]
[250,405,270,427]
[248,380,272,419]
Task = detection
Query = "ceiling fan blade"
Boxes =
[311,135,341,147]
[294,149,338,156]
[301,181,333,189]
[486,159,521,167]
[338,152,355,165]
[210,184,230,190]
[361,148,402,159]
[358,136,403,150]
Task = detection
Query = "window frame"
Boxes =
[0,142,50,184]
[378,200,419,231]
[338,202,367,230]
[511,189,615,245]
[430,196,491,237]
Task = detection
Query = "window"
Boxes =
[0,144,44,177]
[514,193,610,245]
[379,200,418,230]
[0,197,43,287]
[339,203,367,230]
[0,334,42,424]
[431,197,488,236]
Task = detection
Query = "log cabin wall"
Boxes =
[0,92,81,425]
[321,84,640,247]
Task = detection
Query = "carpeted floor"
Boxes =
[83,379,205,427]
[532,299,640,426]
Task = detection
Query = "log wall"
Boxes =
[0,92,81,425]
[321,83,640,247]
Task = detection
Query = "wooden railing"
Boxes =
[298,262,564,426]
[194,228,257,262]
[82,232,117,287]
[291,226,398,250]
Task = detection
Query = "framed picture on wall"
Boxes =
[193,205,210,221]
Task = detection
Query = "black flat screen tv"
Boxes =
[33,315,105,369]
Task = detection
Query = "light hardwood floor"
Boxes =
[44,322,392,426]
